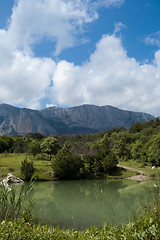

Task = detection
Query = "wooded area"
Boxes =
[0,118,160,180]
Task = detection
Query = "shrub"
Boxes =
[21,158,35,181]
[52,144,84,179]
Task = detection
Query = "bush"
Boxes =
[52,144,84,179]
[21,158,35,181]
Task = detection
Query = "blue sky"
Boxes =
[0,0,159,116]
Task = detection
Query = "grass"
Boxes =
[0,153,158,181]
[119,160,143,169]
[108,167,140,179]
[119,159,159,177]
[0,153,53,181]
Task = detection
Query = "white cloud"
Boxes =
[0,0,160,116]
[144,31,160,48]
[46,104,57,108]
[5,0,125,55]
[94,0,125,8]
[50,34,160,116]
[0,0,127,110]
[113,22,126,35]
[7,0,99,55]
[0,48,55,109]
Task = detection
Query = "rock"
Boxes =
[2,173,24,185]
[0,103,155,136]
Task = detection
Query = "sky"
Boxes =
[0,0,160,116]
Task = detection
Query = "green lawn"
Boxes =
[0,153,53,181]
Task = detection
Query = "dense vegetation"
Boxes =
[0,119,160,180]
[0,212,159,240]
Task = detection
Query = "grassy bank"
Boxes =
[0,153,53,181]
[119,160,160,178]
[0,153,158,181]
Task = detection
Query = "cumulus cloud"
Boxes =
[7,0,99,55]
[0,0,126,109]
[0,0,160,116]
[51,34,160,116]
[0,49,55,109]
[5,0,125,55]
[0,29,55,109]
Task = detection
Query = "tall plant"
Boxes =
[0,182,34,221]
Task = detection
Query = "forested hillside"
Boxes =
[0,118,160,180]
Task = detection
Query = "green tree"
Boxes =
[91,155,104,177]
[13,137,29,153]
[147,134,160,166]
[28,140,41,158]
[103,153,118,174]
[129,122,144,133]
[21,158,34,181]
[40,137,60,160]
[83,154,95,175]
[0,136,13,153]
[26,132,44,140]
[111,132,131,161]
[0,138,8,153]
[52,144,84,179]
[131,140,143,161]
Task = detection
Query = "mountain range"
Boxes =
[0,103,155,136]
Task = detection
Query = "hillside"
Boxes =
[0,103,155,136]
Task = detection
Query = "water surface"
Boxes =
[31,179,155,229]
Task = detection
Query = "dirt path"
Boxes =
[117,164,145,174]
[117,164,150,181]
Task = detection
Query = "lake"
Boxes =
[31,179,155,229]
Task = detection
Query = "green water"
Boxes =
[31,179,155,229]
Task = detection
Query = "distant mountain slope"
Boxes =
[0,103,155,136]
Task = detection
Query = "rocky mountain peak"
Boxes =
[0,104,155,136]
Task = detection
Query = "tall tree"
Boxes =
[52,144,84,179]
[40,137,60,160]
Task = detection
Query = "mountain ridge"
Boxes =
[0,103,155,136]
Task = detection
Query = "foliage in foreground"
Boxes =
[0,182,34,222]
[0,176,160,239]
[0,202,159,240]
[0,175,159,239]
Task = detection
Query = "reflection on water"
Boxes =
[31,179,155,229]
